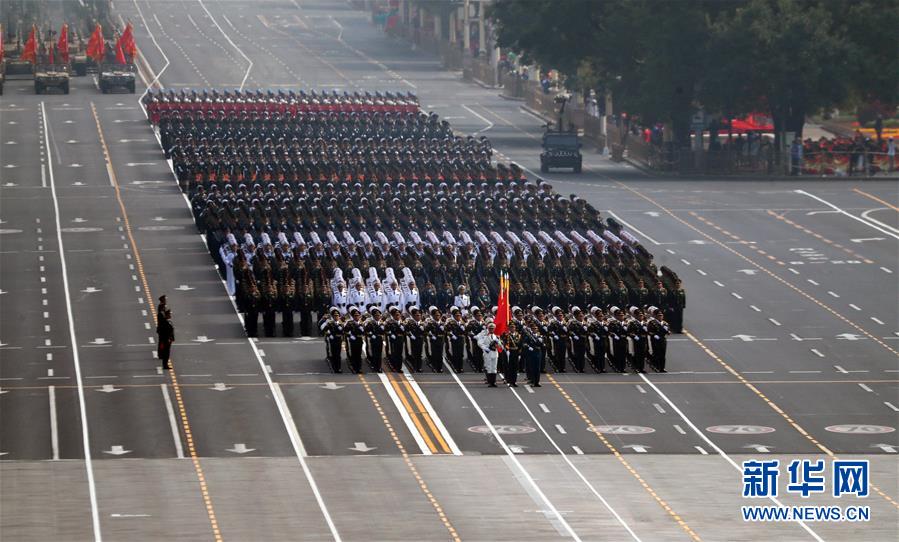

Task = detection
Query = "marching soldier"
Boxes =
[405,307,425,372]
[465,307,485,371]
[298,279,314,336]
[345,307,365,374]
[365,307,386,372]
[321,307,344,373]
[668,279,686,333]
[445,306,466,373]
[244,280,261,337]
[567,307,588,373]
[476,322,500,387]
[587,307,608,373]
[548,306,569,372]
[424,307,446,372]
[504,321,521,387]
[627,307,648,373]
[522,318,543,387]
[647,307,669,372]
[385,306,406,372]
[280,276,296,337]
[607,307,628,373]
[261,276,278,337]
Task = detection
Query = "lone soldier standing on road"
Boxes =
[156,295,168,322]
[157,309,175,370]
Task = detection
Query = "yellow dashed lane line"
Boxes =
[766,210,874,264]
[615,181,899,510]
[357,375,460,541]
[547,374,703,541]
[91,102,223,541]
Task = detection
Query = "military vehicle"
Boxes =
[34,64,70,94]
[540,130,582,173]
[98,63,136,93]
[539,94,583,173]
[71,52,91,76]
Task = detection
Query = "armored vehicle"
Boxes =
[99,63,136,93]
[35,64,70,94]
[540,130,582,173]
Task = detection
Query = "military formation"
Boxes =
[148,87,686,378]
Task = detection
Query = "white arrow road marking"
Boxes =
[81,287,102,293]
[320,382,344,390]
[836,333,863,341]
[103,445,132,456]
[72,218,87,223]
[622,444,649,453]
[210,383,233,391]
[743,444,773,453]
[348,442,376,452]
[737,269,757,275]
[872,443,897,453]
[193,336,214,343]
[151,216,167,221]
[508,444,527,454]
[96,384,121,393]
[89,338,110,345]
[226,443,256,454]
[174,284,194,291]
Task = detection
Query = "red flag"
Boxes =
[21,25,37,64]
[114,38,126,64]
[120,22,136,59]
[494,271,510,336]
[57,23,69,64]
[86,23,104,63]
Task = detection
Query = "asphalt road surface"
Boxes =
[1,1,897,541]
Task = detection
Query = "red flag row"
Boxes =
[15,22,135,65]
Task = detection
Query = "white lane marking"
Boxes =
[461,104,494,134]
[605,210,661,246]
[796,190,899,240]
[731,292,743,299]
[401,365,461,455]
[555,424,567,435]
[713,280,725,287]
[860,208,899,237]
[881,267,893,274]
[377,373,431,455]
[572,446,584,455]
[504,380,638,541]
[525,384,535,394]
[49,385,59,460]
[665,249,676,254]
[834,365,848,374]
[789,370,822,374]
[807,279,819,286]
[827,291,840,298]
[694,446,708,455]
[769,318,782,326]
[871,317,885,325]
[539,403,551,413]
[885,402,899,412]
[811,349,825,358]
[788,268,800,275]
[134,0,170,110]
[160,384,185,459]
[680,259,690,266]
[635,385,646,394]
[849,304,862,311]
[638,373,824,541]
[673,424,686,435]
[858,383,873,393]
[749,305,761,312]
[198,0,253,90]
[696,269,706,276]
[43,100,102,542]
[652,403,666,414]
[447,366,589,541]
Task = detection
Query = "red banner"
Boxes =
[86,23,104,63]
[21,25,37,64]
[57,23,69,64]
